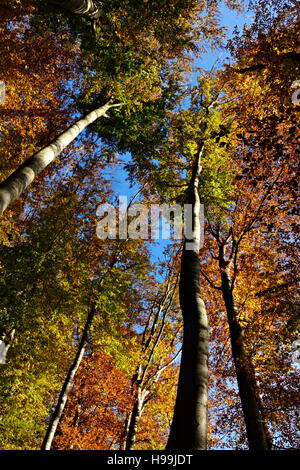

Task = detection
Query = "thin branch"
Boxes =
[231,170,283,290]
[199,267,222,290]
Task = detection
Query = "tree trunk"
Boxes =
[219,247,270,450]
[123,277,179,450]
[41,304,96,450]
[0,101,120,214]
[41,247,122,450]
[125,386,145,450]
[167,143,209,450]
[0,328,15,365]
[120,411,132,450]
[48,0,103,19]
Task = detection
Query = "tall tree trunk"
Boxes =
[41,304,96,450]
[167,143,209,450]
[0,101,121,214]
[48,0,103,19]
[120,412,132,450]
[125,386,145,450]
[219,246,271,450]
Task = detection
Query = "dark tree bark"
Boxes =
[218,243,271,450]
[167,143,209,450]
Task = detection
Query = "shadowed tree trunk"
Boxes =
[48,0,103,19]
[218,243,271,450]
[167,142,209,450]
[125,376,148,451]
[0,101,121,214]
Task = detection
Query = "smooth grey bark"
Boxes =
[48,0,103,19]
[218,245,271,450]
[0,101,121,214]
[125,382,147,450]
[41,304,96,450]
[167,143,209,450]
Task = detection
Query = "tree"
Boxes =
[165,134,210,449]
[0,100,121,214]
[52,350,133,450]
[123,265,181,450]
[41,303,97,450]
[196,6,299,446]
[121,77,231,450]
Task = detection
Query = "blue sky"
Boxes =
[105,4,254,265]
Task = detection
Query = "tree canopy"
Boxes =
[0,0,299,452]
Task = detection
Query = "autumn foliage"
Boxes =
[0,0,299,452]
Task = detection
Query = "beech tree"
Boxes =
[198,1,299,447]
[0,100,122,214]
[118,78,233,449]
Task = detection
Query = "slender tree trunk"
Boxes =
[123,277,179,450]
[0,328,15,364]
[41,244,123,450]
[48,0,103,19]
[219,247,270,450]
[41,304,96,450]
[125,386,145,450]
[120,412,132,450]
[0,101,121,214]
[167,143,209,450]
